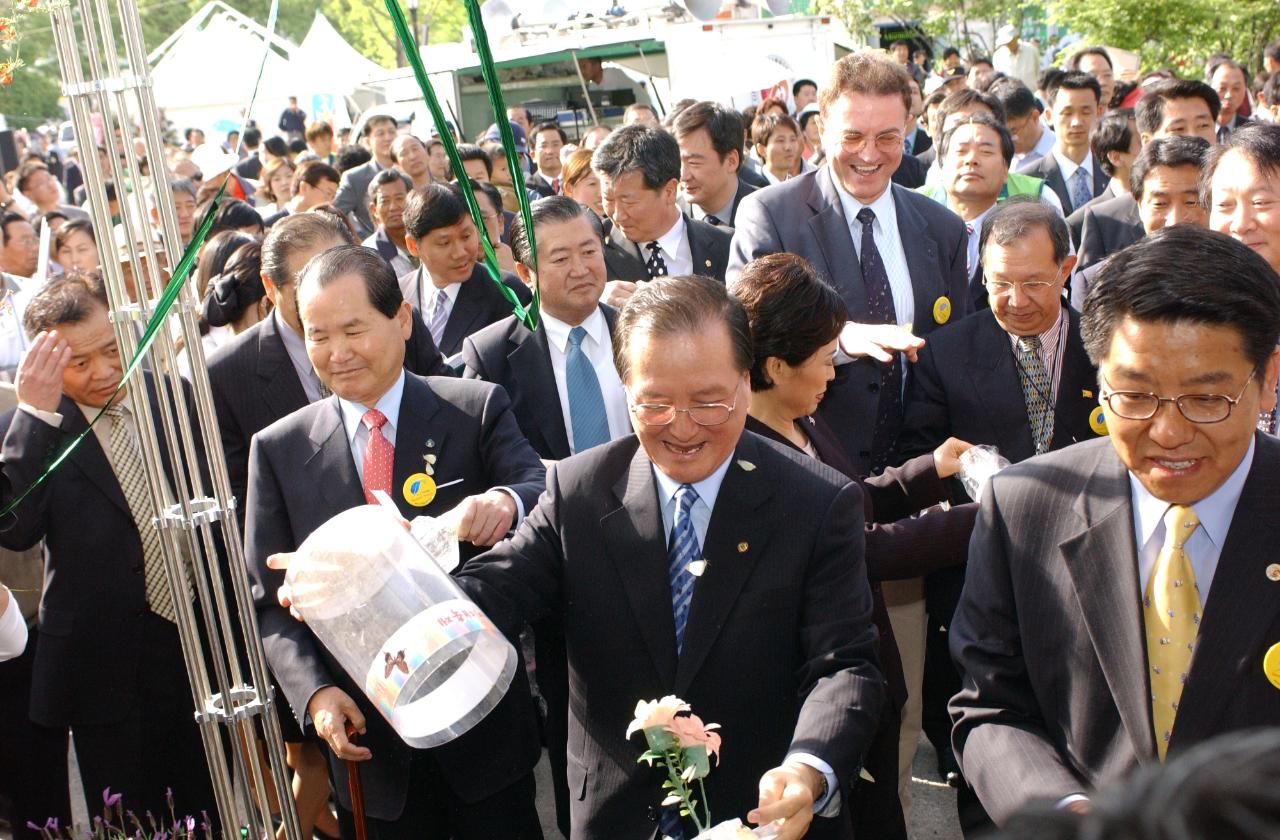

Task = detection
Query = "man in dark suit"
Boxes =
[450,275,884,839]
[1065,109,1140,246]
[729,52,969,477]
[525,122,567,197]
[1069,135,1211,308]
[671,102,758,230]
[398,183,531,360]
[950,226,1280,823]
[1209,58,1252,143]
[593,125,732,308]
[1016,73,1109,215]
[246,246,546,840]
[208,212,450,521]
[332,113,399,238]
[0,273,215,822]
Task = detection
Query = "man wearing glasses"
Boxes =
[949,224,1280,824]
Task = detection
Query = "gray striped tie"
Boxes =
[427,288,450,348]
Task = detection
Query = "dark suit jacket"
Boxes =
[207,313,450,525]
[1016,152,1110,215]
[950,435,1280,823]
[0,380,210,727]
[399,264,532,358]
[525,171,557,198]
[898,307,1104,465]
[245,374,546,820]
[460,304,619,461]
[456,433,884,840]
[1072,193,1143,294]
[1064,182,1118,246]
[891,153,928,189]
[601,216,732,284]
[1069,259,1107,312]
[332,159,382,238]
[729,170,970,474]
[737,162,770,190]
[916,146,937,169]
[910,129,933,157]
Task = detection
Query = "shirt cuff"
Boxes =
[1056,794,1089,809]
[0,584,29,661]
[492,486,526,528]
[784,752,840,817]
[18,403,63,427]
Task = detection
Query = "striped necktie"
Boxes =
[427,287,450,348]
[668,484,700,655]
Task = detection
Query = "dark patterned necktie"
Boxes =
[1015,336,1054,454]
[644,241,668,278]
[855,207,902,472]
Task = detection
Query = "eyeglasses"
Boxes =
[1098,370,1257,424]
[836,131,905,154]
[983,279,1058,297]
[628,393,739,427]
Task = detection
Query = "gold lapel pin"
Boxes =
[737,542,748,553]
[1266,563,1280,582]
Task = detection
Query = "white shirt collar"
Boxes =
[541,305,607,354]
[419,267,464,310]
[1052,147,1093,183]
[652,451,735,513]
[829,166,898,232]
[338,369,407,446]
[1130,436,1255,550]
[692,183,738,225]
[653,211,686,253]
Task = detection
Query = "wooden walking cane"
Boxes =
[345,723,369,840]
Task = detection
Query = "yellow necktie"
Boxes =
[1144,504,1201,759]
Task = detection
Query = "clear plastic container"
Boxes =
[285,504,516,748]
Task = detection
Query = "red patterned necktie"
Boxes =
[361,408,394,503]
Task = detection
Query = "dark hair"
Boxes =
[1,212,30,244]
[1200,123,1280,207]
[293,159,340,193]
[457,143,493,178]
[942,46,960,60]
[208,198,264,239]
[470,179,504,229]
[1037,67,1065,94]
[751,112,802,148]
[197,230,256,301]
[1131,135,1210,198]
[1135,80,1221,136]
[934,88,1006,137]
[203,240,265,327]
[1109,80,1138,109]
[820,52,913,116]
[591,125,680,191]
[171,177,198,202]
[624,103,658,123]
[261,211,352,287]
[15,161,49,194]
[613,274,752,384]
[262,136,288,159]
[297,243,403,319]
[305,121,333,143]
[939,113,1014,165]
[1206,56,1247,86]
[362,114,397,137]
[792,78,817,96]
[242,127,262,148]
[23,269,108,337]
[1046,71,1102,107]
[922,88,949,115]
[508,195,601,269]
[1083,226,1280,368]
[53,218,95,252]
[335,144,372,174]
[733,254,846,391]
[402,182,469,241]
[1262,73,1280,107]
[184,127,202,141]
[365,168,411,207]
[988,78,1039,120]
[672,101,745,167]
[288,138,307,156]
[1267,39,1280,66]
[979,198,1071,266]
[1091,109,1135,178]
[533,121,568,146]
[1067,46,1113,72]
[970,55,993,70]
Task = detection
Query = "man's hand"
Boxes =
[265,552,305,621]
[16,331,70,412]
[602,280,638,309]
[1063,798,1092,816]
[442,490,516,547]
[748,762,822,840]
[932,437,975,479]
[839,322,925,364]
[307,687,371,762]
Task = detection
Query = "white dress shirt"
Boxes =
[0,584,28,661]
[540,308,630,452]
[647,212,693,278]
[402,266,463,320]
[829,169,916,328]
[651,453,839,815]
[1130,437,1254,610]
[0,274,30,380]
[1011,126,1057,171]
[361,231,414,278]
[336,369,525,522]
[275,309,324,404]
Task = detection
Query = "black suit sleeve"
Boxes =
[405,310,453,377]
[0,409,59,550]
[209,370,251,523]
[460,336,491,382]
[898,342,953,460]
[477,382,546,515]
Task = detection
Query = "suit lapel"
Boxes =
[257,316,310,421]
[508,321,571,460]
[600,447,678,686]
[675,440,772,693]
[1051,311,1100,448]
[305,398,365,512]
[390,375,443,519]
[1043,161,1071,213]
[809,172,866,315]
[966,315,1035,459]
[61,397,131,516]
[893,185,944,324]
[440,269,486,355]
[1059,448,1156,761]
[1172,436,1280,748]
[603,223,648,282]
[686,218,717,277]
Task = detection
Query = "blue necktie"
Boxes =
[1071,167,1092,212]
[668,484,700,655]
[565,326,611,453]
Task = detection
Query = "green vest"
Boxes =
[917,170,1047,206]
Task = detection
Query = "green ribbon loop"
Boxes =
[383,0,540,330]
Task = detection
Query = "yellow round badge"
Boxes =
[1089,406,1109,436]
[402,473,437,507]
[1264,642,1280,691]
[932,296,951,325]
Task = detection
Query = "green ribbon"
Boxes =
[383,0,540,330]
[0,0,279,520]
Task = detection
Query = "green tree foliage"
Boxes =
[0,61,63,128]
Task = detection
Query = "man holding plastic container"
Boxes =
[245,245,547,839]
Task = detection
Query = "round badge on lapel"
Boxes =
[402,473,437,507]
[1264,642,1280,690]
[1089,406,1109,436]
[932,296,951,325]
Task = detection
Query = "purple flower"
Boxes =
[184,816,196,833]
[44,817,59,830]
[199,812,211,832]
[165,788,174,808]
[26,822,41,832]
[102,788,122,808]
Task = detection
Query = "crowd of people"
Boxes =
[2,28,1280,840]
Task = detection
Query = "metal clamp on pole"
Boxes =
[157,497,228,531]
[196,685,270,724]
[61,73,152,96]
